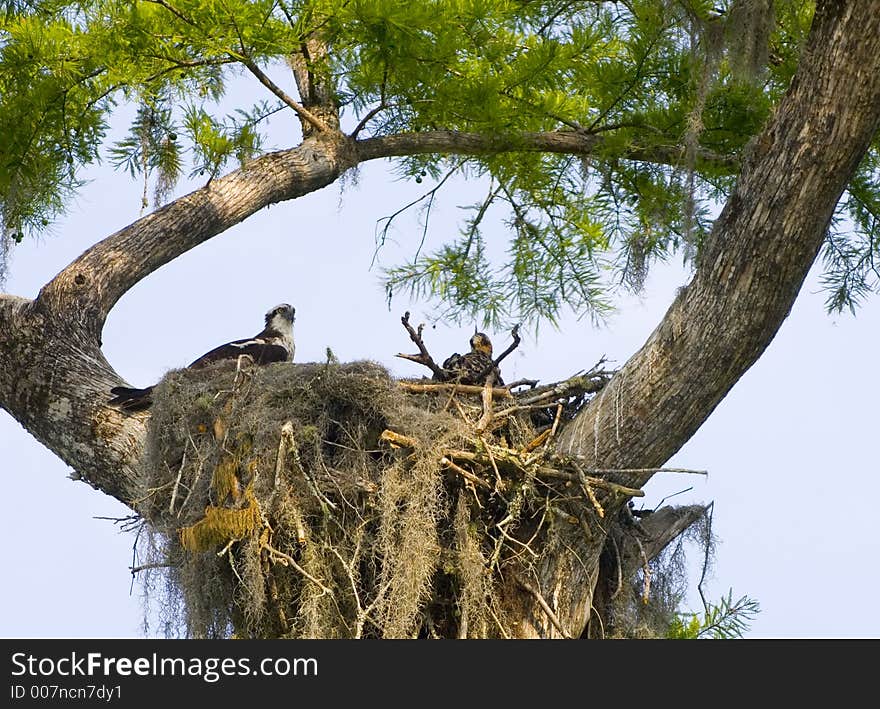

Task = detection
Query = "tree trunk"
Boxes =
[511,0,880,638]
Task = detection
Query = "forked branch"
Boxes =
[395,311,448,380]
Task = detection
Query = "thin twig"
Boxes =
[239,57,329,134]
[262,542,334,596]
[129,562,174,575]
[475,373,496,434]
[441,457,492,490]
[274,421,295,489]
[573,463,605,518]
[475,324,521,382]
[168,452,186,514]
[516,576,572,639]
[636,536,651,604]
[583,467,708,476]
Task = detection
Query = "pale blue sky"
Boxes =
[1,88,878,639]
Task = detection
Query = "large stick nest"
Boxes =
[133,354,687,638]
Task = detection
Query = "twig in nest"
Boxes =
[475,373,496,434]
[515,575,572,639]
[574,464,605,518]
[580,467,708,476]
[479,435,503,491]
[395,311,448,380]
[475,324,521,382]
[129,562,174,575]
[94,514,142,533]
[522,428,552,454]
[398,381,512,398]
[329,545,367,639]
[379,429,420,449]
[636,536,651,604]
[514,366,612,406]
[262,541,334,596]
[168,452,187,514]
[451,397,478,427]
[505,378,539,389]
[274,421,296,489]
[441,456,491,490]
[495,523,539,559]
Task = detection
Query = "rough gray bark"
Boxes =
[2,0,879,638]
[519,0,880,637]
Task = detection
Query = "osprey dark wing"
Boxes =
[108,303,295,412]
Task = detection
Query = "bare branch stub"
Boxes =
[395,311,449,380]
[476,324,521,383]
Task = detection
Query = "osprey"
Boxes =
[108,303,296,411]
[438,331,504,386]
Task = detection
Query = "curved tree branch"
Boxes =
[36,127,735,341]
[37,133,356,334]
[356,129,738,171]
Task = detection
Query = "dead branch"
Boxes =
[398,381,513,398]
[129,562,175,575]
[441,456,492,490]
[511,370,612,407]
[475,324,521,381]
[262,541,334,596]
[568,466,708,477]
[515,575,572,639]
[379,429,420,449]
[573,464,605,518]
[505,378,539,389]
[528,466,644,497]
[395,311,448,380]
[475,373,496,434]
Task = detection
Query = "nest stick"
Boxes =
[481,436,503,489]
[396,311,448,380]
[475,324,521,382]
[532,467,644,497]
[168,452,187,514]
[380,429,420,449]
[476,374,495,434]
[262,541,334,596]
[516,575,572,639]
[398,381,513,398]
[636,536,651,604]
[578,466,708,476]
[441,456,492,490]
[274,421,296,489]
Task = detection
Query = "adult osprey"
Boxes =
[108,303,296,411]
[438,331,504,386]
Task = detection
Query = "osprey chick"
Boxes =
[108,303,296,412]
[439,331,505,386]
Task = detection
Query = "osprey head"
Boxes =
[265,303,295,332]
[469,332,493,356]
